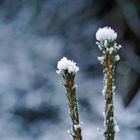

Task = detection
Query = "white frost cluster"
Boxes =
[115,55,120,61]
[114,44,122,50]
[74,124,81,130]
[115,125,120,132]
[97,56,105,64]
[114,120,120,132]
[96,27,117,41]
[102,111,105,117]
[56,57,79,74]
[106,47,114,54]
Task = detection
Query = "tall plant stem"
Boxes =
[104,56,115,140]
[96,26,121,140]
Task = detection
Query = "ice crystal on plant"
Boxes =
[103,111,105,117]
[102,88,106,96]
[112,86,116,91]
[109,117,113,121]
[115,125,120,132]
[56,57,79,74]
[118,45,122,49]
[104,40,108,47]
[115,55,120,61]
[96,27,117,41]
[97,56,105,64]
[74,124,81,130]
[106,47,114,54]
[67,130,70,134]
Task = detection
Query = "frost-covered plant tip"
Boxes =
[57,57,79,74]
[57,57,82,140]
[96,27,121,140]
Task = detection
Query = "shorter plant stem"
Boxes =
[104,56,115,140]
[64,75,82,140]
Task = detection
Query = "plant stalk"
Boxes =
[64,73,82,140]
[104,56,115,140]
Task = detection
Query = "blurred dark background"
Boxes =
[0,0,140,140]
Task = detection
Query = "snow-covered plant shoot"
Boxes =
[96,27,121,140]
[57,57,82,140]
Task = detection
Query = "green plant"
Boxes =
[57,27,121,140]
[57,57,82,140]
[96,27,121,140]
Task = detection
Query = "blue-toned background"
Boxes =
[0,0,140,140]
